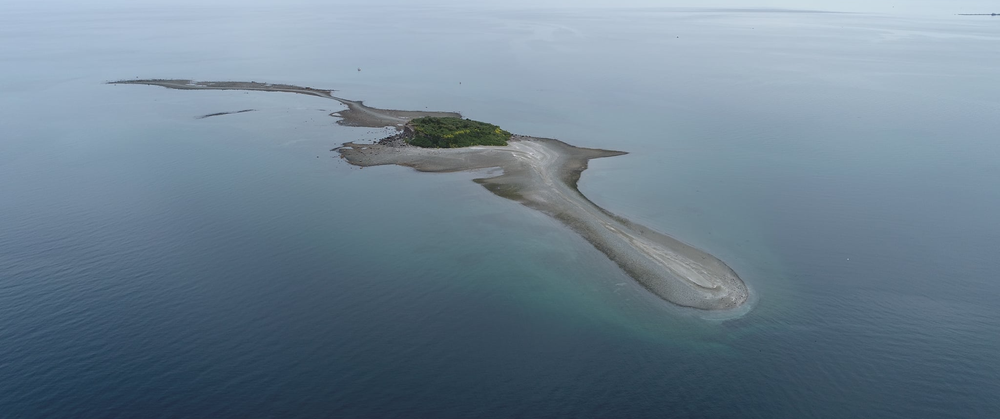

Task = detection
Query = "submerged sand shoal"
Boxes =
[115,79,749,311]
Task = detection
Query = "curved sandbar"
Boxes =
[113,79,748,310]
[339,137,747,310]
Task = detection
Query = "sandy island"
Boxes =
[113,79,749,311]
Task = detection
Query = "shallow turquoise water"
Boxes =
[2,3,999,418]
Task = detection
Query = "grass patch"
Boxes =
[407,117,510,148]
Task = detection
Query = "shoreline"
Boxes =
[338,136,748,310]
[115,79,749,311]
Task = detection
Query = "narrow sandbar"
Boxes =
[114,79,749,310]
[196,109,256,119]
[110,79,462,128]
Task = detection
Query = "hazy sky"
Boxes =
[4,0,996,15]
[441,0,995,14]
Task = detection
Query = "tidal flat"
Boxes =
[114,79,749,310]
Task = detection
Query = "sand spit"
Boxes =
[339,136,748,310]
[114,79,748,310]
[110,79,337,98]
[109,79,461,128]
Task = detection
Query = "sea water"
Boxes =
[1,2,999,417]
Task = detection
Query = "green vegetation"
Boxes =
[407,117,511,148]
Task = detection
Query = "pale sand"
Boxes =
[114,79,748,310]
[338,137,748,310]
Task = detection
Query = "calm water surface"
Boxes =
[1,2,999,418]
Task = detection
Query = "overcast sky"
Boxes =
[428,0,995,14]
[5,0,996,15]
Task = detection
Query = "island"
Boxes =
[111,79,749,311]
[405,117,511,148]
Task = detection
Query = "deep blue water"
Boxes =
[2,2,999,418]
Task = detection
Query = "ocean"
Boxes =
[1,2,998,417]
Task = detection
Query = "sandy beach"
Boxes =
[116,79,748,310]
